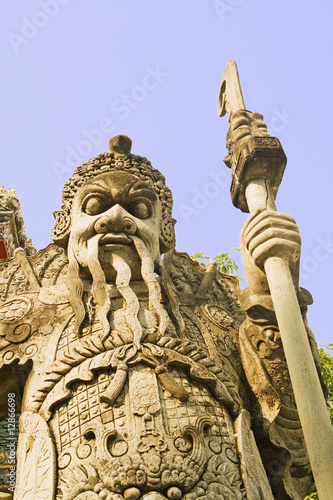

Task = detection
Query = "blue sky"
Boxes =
[1,1,332,345]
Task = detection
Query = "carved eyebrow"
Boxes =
[79,182,110,198]
[91,180,110,189]
[78,179,157,201]
[128,182,157,200]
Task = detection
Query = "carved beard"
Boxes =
[66,232,179,344]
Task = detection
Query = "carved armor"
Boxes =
[0,245,317,499]
[0,136,320,499]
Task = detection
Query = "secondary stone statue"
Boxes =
[0,130,326,498]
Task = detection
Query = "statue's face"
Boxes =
[69,171,161,280]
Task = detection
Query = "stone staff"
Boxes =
[218,59,333,499]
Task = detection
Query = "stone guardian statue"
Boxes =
[0,127,326,499]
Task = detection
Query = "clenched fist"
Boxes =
[241,208,301,295]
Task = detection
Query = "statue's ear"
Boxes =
[51,210,71,248]
[159,217,176,254]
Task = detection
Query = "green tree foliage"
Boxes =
[296,344,333,500]
[317,343,333,424]
[191,247,242,280]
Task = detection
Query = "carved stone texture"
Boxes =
[0,187,36,259]
[0,136,316,499]
[223,111,286,213]
[234,410,274,499]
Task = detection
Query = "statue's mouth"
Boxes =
[99,233,132,246]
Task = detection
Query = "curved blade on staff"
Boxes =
[218,59,245,117]
[219,59,333,499]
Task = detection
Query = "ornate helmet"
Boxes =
[51,135,176,253]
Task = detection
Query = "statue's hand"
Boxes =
[225,110,269,169]
[241,208,301,295]
[230,110,268,141]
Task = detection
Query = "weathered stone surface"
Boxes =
[0,135,320,499]
[0,187,35,259]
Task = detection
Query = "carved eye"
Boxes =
[84,197,106,215]
[130,201,150,219]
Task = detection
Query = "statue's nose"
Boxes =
[94,205,136,235]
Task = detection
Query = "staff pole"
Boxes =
[219,59,333,499]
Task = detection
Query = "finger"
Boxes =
[231,110,252,128]
[252,112,268,133]
[244,210,297,240]
[243,209,297,241]
[248,228,301,259]
[245,218,300,252]
[233,126,252,142]
[251,237,301,268]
